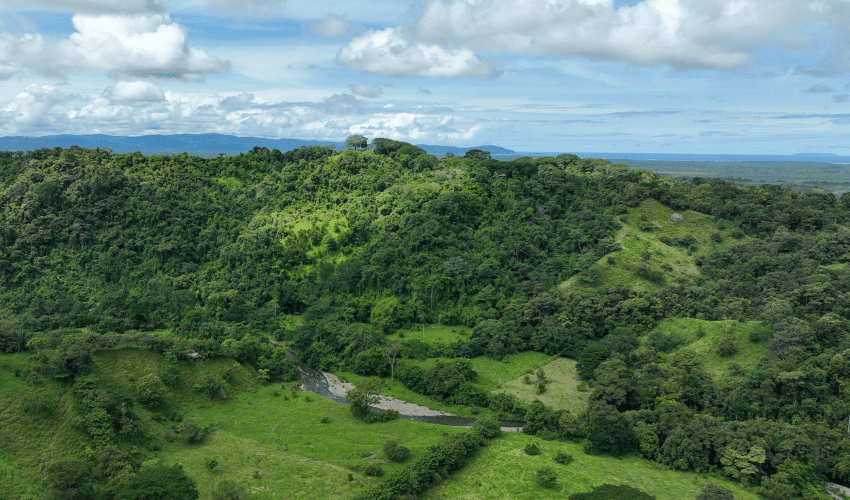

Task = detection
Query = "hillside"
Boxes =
[1,143,849,499]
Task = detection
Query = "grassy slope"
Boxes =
[563,199,749,292]
[0,353,90,500]
[640,318,771,379]
[497,358,589,414]
[165,384,458,499]
[422,432,760,500]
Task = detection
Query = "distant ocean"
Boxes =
[497,152,850,163]
[496,152,850,195]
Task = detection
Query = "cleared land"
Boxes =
[496,358,588,414]
[422,432,761,500]
[562,199,749,292]
[638,318,771,379]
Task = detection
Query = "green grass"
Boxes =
[641,318,771,379]
[164,383,458,499]
[0,353,90,500]
[422,433,760,500]
[563,199,750,292]
[386,323,473,345]
[497,358,588,414]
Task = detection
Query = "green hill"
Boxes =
[1,144,850,498]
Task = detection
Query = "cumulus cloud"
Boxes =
[0,86,481,143]
[804,84,833,93]
[349,83,383,98]
[337,27,500,78]
[310,14,362,37]
[0,13,229,81]
[338,0,850,77]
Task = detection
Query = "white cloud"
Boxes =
[309,14,362,37]
[0,13,229,81]
[104,81,165,102]
[0,85,482,144]
[337,0,846,77]
[336,27,501,78]
[349,83,383,98]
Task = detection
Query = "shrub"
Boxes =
[180,419,210,444]
[524,442,541,456]
[554,450,573,465]
[717,337,738,357]
[696,484,734,500]
[364,464,384,477]
[569,484,655,500]
[383,440,411,461]
[204,456,218,472]
[536,467,557,488]
[320,416,331,424]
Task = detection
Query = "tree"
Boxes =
[136,373,167,406]
[346,377,383,419]
[463,149,491,160]
[345,134,368,150]
[114,465,199,500]
[386,340,402,381]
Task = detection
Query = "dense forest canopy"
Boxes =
[2,141,850,498]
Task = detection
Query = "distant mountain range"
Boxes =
[0,134,515,157]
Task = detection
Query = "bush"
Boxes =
[554,450,573,465]
[364,463,384,477]
[569,484,655,500]
[696,484,734,500]
[536,467,557,488]
[524,442,541,456]
[383,440,411,461]
[179,419,210,444]
[320,416,331,424]
[717,337,738,357]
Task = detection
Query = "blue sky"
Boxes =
[2,0,850,154]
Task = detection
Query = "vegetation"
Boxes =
[1,140,849,497]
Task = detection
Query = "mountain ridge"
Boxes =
[0,133,515,157]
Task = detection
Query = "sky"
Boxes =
[2,0,850,154]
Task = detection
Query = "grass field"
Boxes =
[422,432,760,500]
[164,383,459,499]
[563,199,749,292]
[639,318,771,379]
[386,323,473,345]
[497,358,588,414]
[0,353,89,500]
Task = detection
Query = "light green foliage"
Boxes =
[563,199,748,292]
[637,319,770,379]
[422,434,760,500]
[498,357,588,414]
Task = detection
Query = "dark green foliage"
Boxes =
[179,419,210,444]
[114,465,199,500]
[524,442,541,456]
[569,484,656,500]
[536,466,557,488]
[204,456,218,471]
[716,336,738,357]
[364,463,384,477]
[554,450,573,465]
[696,484,734,500]
[383,440,411,461]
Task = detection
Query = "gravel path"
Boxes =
[322,372,455,417]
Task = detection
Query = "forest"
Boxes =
[1,139,849,499]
